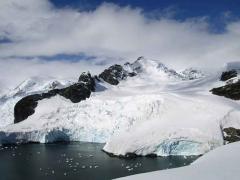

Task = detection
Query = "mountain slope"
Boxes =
[0,77,73,127]
[0,58,239,157]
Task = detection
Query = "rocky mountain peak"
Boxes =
[98,64,130,85]
[98,57,206,85]
[220,70,238,81]
[78,72,96,91]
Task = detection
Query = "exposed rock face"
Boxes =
[128,72,137,77]
[78,72,95,91]
[14,94,43,123]
[223,127,240,143]
[220,70,237,81]
[58,83,91,103]
[211,80,240,100]
[60,72,95,103]
[14,72,95,123]
[212,70,240,144]
[99,64,129,85]
[14,90,59,123]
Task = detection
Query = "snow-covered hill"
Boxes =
[0,77,73,127]
[0,58,239,157]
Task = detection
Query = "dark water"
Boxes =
[0,142,199,180]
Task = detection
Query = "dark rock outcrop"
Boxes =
[14,94,44,123]
[14,72,96,123]
[99,64,136,85]
[220,70,237,81]
[128,72,137,77]
[99,64,128,85]
[78,72,95,91]
[211,80,240,100]
[223,127,240,143]
[58,83,91,103]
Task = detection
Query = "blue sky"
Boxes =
[50,0,240,32]
[51,0,239,16]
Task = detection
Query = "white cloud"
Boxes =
[0,57,106,92]
[0,0,240,89]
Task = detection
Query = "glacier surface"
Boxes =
[0,58,240,156]
[115,141,240,180]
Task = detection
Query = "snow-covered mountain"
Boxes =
[0,57,239,157]
[123,56,205,81]
[0,77,73,127]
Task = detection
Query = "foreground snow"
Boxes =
[0,59,240,156]
[116,141,240,180]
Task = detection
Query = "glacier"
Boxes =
[0,58,240,156]
[115,141,240,180]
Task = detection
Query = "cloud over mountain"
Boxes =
[0,0,239,89]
